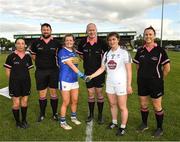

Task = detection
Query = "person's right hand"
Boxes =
[85,76,92,82]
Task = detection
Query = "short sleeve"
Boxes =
[4,55,13,69]
[101,39,108,53]
[27,55,34,69]
[123,50,132,64]
[161,49,170,65]
[58,50,71,63]
[28,40,37,55]
[76,39,85,55]
[133,50,140,64]
[101,51,107,66]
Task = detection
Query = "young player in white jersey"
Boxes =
[87,32,133,136]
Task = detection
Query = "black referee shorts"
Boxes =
[9,78,31,97]
[137,78,164,99]
[86,72,105,89]
[35,69,59,90]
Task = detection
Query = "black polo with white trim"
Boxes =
[29,38,61,70]
[4,52,33,79]
[77,37,108,74]
[133,46,170,79]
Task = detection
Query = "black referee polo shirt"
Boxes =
[77,37,108,74]
[4,52,33,79]
[29,38,61,70]
[133,46,170,79]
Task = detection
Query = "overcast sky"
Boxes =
[0,0,179,41]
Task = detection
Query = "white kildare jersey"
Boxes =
[102,47,132,86]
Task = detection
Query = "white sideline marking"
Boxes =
[0,86,11,99]
[85,121,93,142]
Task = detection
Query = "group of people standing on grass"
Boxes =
[3,22,170,138]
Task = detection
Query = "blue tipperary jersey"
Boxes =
[58,47,79,83]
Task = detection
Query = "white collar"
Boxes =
[64,47,73,52]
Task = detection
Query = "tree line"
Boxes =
[135,34,180,48]
[0,37,180,51]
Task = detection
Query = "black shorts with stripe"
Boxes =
[9,78,31,97]
[137,78,164,99]
[86,72,105,88]
[35,69,59,90]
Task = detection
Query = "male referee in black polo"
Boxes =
[77,23,108,124]
[29,23,61,122]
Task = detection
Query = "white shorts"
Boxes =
[106,83,127,96]
[59,81,79,91]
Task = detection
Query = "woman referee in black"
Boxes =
[4,38,33,128]
[133,26,170,138]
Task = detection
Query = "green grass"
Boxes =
[0,51,180,141]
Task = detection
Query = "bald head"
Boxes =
[86,23,97,30]
[86,23,97,39]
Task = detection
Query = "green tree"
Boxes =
[0,38,14,51]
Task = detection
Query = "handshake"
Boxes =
[77,71,92,82]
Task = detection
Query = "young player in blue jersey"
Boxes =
[58,34,85,130]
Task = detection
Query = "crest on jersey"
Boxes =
[107,60,117,69]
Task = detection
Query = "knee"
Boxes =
[88,88,95,95]
[39,91,47,98]
[140,102,148,109]
[109,102,117,108]
[153,102,162,112]
[154,106,163,112]
[119,106,128,112]
[49,88,57,95]
[21,98,28,107]
[97,94,104,102]
[13,101,20,109]
[62,100,70,107]
[72,99,78,105]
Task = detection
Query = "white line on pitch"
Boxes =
[85,121,93,142]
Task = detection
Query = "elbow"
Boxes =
[164,63,170,74]
[166,65,170,73]
[167,68,170,73]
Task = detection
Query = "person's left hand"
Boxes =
[127,86,133,95]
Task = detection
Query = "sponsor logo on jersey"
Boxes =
[50,48,56,50]
[37,47,43,50]
[140,55,145,58]
[107,60,117,69]
[14,61,20,64]
[151,56,158,61]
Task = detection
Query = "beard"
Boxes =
[42,34,51,39]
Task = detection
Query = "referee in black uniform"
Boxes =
[29,23,61,122]
[133,26,170,138]
[4,38,33,128]
[77,23,108,124]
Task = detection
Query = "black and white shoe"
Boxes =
[52,113,59,121]
[97,114,104,124]
[16,122,23,128]
[86,116,93,123]
[107,122,118,129]
[136,123,149,133]
[152,128,163,138]
[21,121,29,129]
[37,115,45,122]
[116,127,126,136]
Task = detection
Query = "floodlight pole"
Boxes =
[160,0,164,48]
